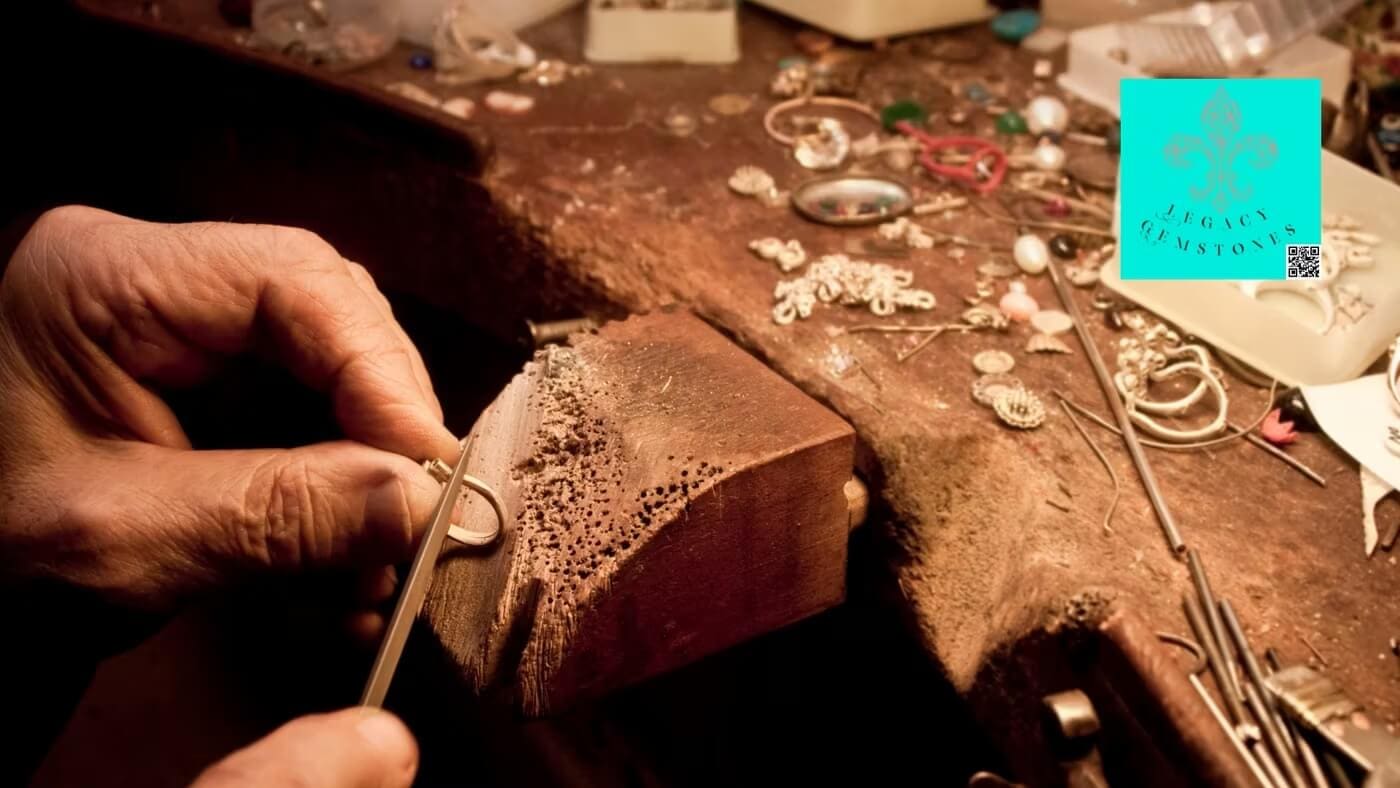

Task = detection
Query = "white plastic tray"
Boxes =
[1101,150,1400,386]
[748,0,993,41]
[585,2,738,64]
[1057,6,1351,116]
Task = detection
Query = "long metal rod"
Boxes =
[1189,673,1279,788]
[1244,682,1308,788]
[1222,601,1309,788]
[360,437,473,708]
[1183,594,1250,725]
[1046,258,1186,555]
[1187,550,1246,709]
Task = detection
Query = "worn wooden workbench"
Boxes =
[52,1,1400,783]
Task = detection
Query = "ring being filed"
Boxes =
[423,457,508,547]
[447,474,507,546]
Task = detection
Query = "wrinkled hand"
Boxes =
[192,708,418,788]
[0,206,459,614]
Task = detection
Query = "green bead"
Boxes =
[880,99,927,131]
[996,110,1029,135]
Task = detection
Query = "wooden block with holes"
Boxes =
[422,308,857,715]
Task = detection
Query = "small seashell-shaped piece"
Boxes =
[999,281,1039,322]
[1026,333,1073,354]
[993,387,1047,429]
[729,166,776,196]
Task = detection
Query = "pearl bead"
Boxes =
[1031,142,1066,171]
[1013,234,1049,274]
[999,281,1039,322]
[1025,95,1069,135]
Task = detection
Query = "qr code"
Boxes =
[1286,244,1321,279]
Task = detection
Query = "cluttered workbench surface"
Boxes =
[67,0,1400,782]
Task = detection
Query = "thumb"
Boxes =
[65,439,447,607]
[191,708,418,788]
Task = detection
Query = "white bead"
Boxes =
[1031,142,1066,171]
[1025,96,1069,135]
[1014,234,1049,274]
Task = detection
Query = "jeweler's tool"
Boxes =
[361,437,485,708]
[1267,665,1400,784]
[1046,257,1186,554]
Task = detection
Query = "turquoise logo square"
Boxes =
[1120,78,1320,280]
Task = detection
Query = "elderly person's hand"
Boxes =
[1,206,456,787]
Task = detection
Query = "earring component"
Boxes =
[749,237,807,271]
[764,95,881,170]
[973,373,1024,407]
[994,387,1047,429]
[728,165,776,197]
[972,349,1016,375]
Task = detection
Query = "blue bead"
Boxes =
[777,55,809,71]
[991,9,1040,42]
[965,83,990,103]
[409,52,433,70]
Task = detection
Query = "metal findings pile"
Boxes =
[1113,314,1229,443]
[970,350,1046,429]
[772,255,935,325]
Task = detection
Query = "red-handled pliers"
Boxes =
[895,120,1008,194]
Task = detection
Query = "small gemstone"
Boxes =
[409,52,433,70]
[965,83,990,103]
[991,9,1040,42]
[996,111,1029,135]
[1274,387,1320,432]
[881,99,928,131]
[1049,235,1077,259]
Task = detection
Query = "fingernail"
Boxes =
[356,710,417,772]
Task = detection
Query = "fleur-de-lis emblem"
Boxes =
[1162,86,1278,212]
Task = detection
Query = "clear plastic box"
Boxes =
[1057,5,1352,115]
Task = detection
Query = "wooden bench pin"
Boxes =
[421,309,862,715]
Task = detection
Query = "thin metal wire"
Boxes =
[1055,390,1325,488]
[1058,396,1120,535]
[1156,631,1208,675]
[1045,257,1186,555]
